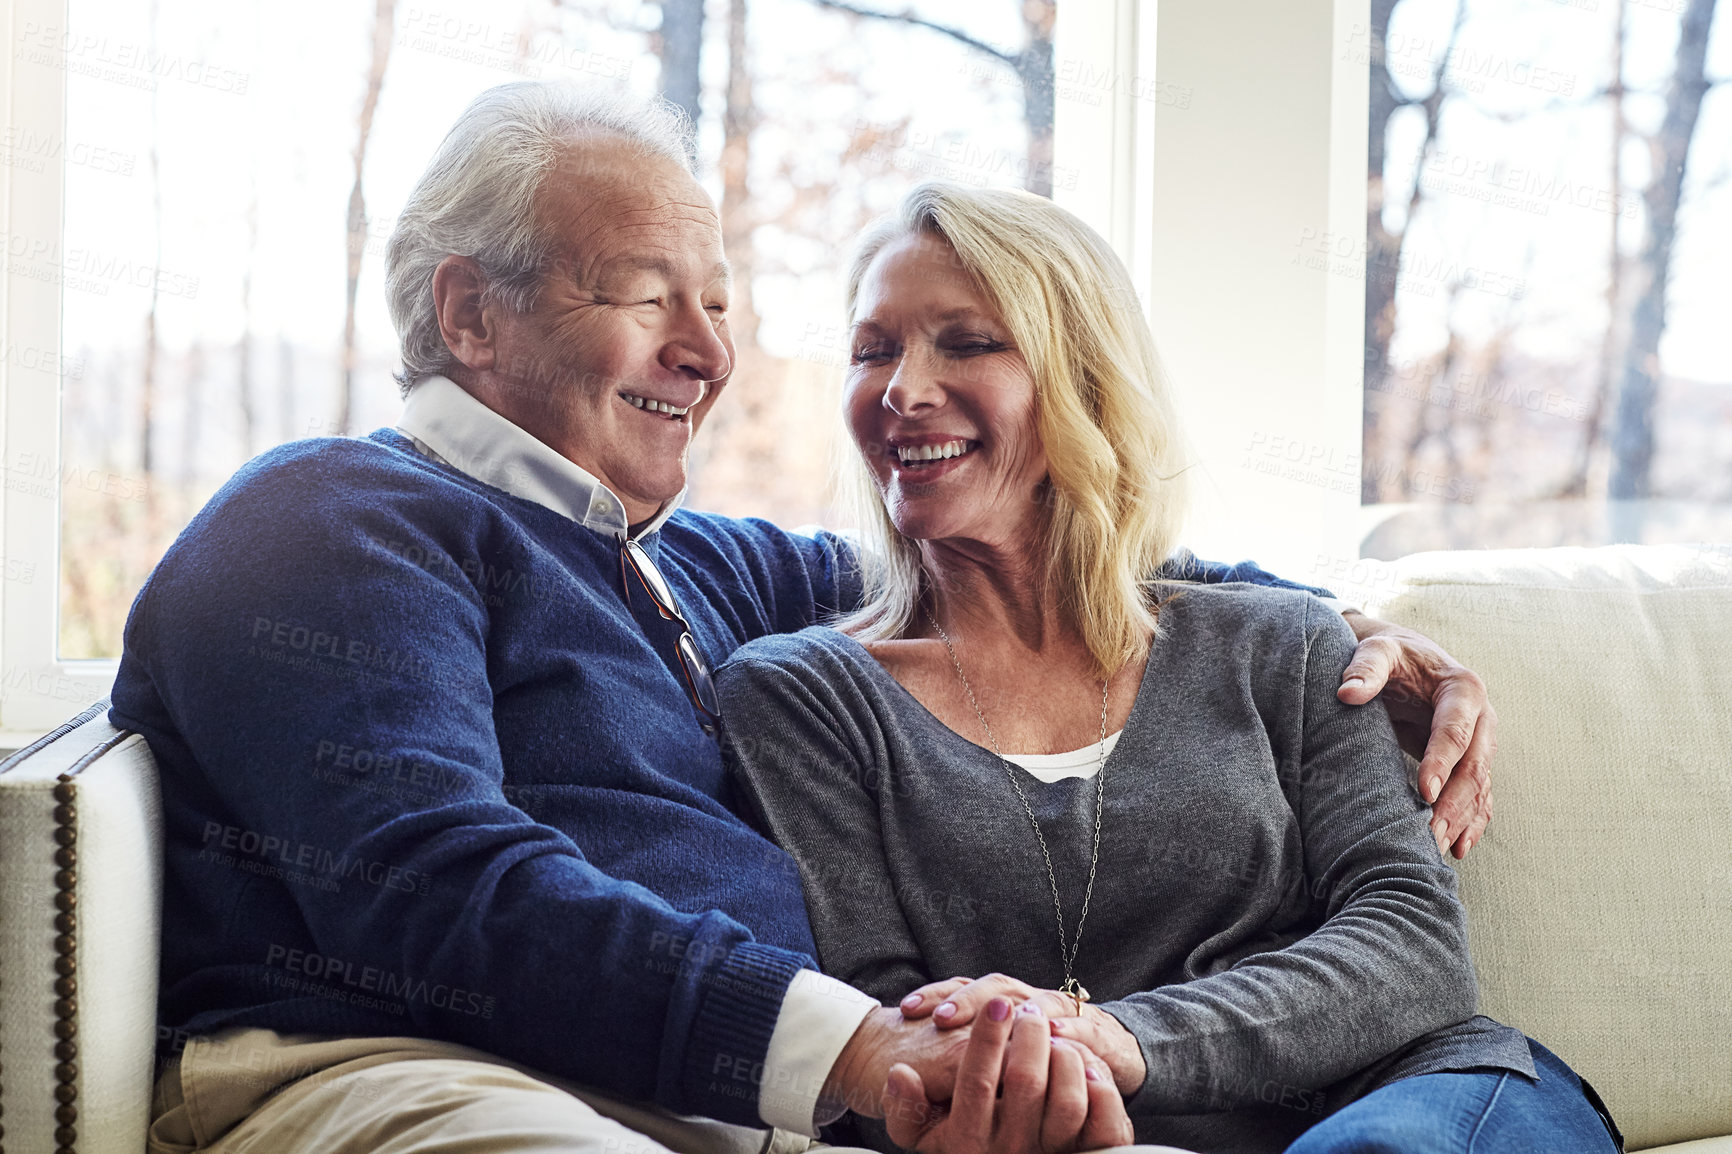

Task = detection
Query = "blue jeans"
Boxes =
[1285,1038,1623,1153]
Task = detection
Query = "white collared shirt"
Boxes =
[395,374,877,1135]
[397,373,685,540]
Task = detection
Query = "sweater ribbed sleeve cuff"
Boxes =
[680,941,811,1126]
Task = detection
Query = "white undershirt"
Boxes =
[997,730,1124,783]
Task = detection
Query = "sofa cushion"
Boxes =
[1363,544,1732,1152]
[0,701,163,1154]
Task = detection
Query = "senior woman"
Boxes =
[714,184,1622,1154]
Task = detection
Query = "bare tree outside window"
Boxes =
[1360,0,1731,556]
[1607,0,1719,505]
[805,0,1056,196]
[337,0,398,436]
[654,0,705,129]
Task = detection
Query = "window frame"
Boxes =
[0,0,115,745]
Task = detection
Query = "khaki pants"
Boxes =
[147,1028,846,1154]
[147,1027,1197,1154]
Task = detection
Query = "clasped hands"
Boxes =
[827,974,1143,1154]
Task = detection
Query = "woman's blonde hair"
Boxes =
[835,182,1191,677]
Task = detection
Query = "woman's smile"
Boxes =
[887,435,983,481]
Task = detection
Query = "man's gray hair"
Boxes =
[385,82,694,392]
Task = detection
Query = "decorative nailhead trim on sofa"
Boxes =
[52,774,78,1154]
[0,698,117,1154]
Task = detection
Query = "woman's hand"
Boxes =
[900,974,1071,1024]
[883,996,1134,1154]
[900,974,1148,1096]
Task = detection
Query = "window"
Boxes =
[1075,0,1730,598]
[1362,0,1732,556]
[0,0,1355,735]
[10,0,1720,738]
[40,0,1049,668]
[0,0,1078,737]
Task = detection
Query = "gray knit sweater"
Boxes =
[716,584,1534,1153]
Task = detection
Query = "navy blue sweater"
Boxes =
[109,428,1329,1125]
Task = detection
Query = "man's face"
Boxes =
[477,142,733,526]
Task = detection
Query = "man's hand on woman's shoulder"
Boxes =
[1336,612,1496,860]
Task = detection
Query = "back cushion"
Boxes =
[1364,544,1732,1150]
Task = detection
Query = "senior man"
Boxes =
[114,82,1493,1154]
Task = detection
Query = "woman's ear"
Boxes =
[432,255,499,374]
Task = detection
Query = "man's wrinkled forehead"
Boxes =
[535,136,724,278]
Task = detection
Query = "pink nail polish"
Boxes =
[935,1002,956,1019]
[987,998,1011,1022]
[1018,1002,1042,1017]
[1085,1067,1103,1082]
[901,993,922,1011]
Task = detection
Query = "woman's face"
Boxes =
[844,233,1048,552]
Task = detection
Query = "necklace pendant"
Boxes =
[1061,977,1090,1005]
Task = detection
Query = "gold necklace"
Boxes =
[923,606,1110,1010]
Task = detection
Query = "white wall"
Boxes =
[1059,0,1370,589]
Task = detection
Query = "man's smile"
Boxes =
[620,391,693,421]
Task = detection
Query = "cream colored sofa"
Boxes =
[1359,544,1732,1152]
[0,544,1727,1152]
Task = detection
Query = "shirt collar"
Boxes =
[396,374,685,540]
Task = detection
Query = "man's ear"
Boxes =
[432,255,498,373]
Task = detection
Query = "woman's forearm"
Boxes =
[1101,872,1478,1113]
[1094,603,1483,1114]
